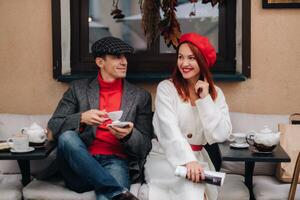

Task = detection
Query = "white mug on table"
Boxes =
[7,133,29,152]
[228,133,247,144]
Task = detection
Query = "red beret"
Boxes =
[179,32,216,68]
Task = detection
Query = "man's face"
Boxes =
[96,54,128,82]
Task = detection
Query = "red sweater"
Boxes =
[88,73,127,158]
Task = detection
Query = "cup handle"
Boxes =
[227,134,235,142]
[40,134,47,141]
[246,134,255,146]
[6,138,13,147]
[21,128,26,134]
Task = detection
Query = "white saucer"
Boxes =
[10,146,35,153]
[230,143,249,149]
[108,121,130,128]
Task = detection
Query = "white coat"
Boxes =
[144,80,232,200]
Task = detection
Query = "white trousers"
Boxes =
[144,142,218,200]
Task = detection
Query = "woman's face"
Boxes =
[177,43,200,82]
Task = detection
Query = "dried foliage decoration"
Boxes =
[141,0,161,48]
[159,0,181,48]
[142,0,224,48]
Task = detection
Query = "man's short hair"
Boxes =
[91,36,134,58]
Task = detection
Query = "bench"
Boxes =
[0,112,299,200]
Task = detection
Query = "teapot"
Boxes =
[21,122,47,144]
[246,126,280,152]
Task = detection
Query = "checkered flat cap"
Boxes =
[91,36,134,57]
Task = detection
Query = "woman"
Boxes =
[144,33,232,200]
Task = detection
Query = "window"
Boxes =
[52,0,250,82]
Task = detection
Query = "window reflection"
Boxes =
[89,0,219,54]
[159,2,219,53]
[89,0,146,52]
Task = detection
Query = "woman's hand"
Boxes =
[184,161,205,183]
[194,78,209,99]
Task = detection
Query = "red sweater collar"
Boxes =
[97,72,122,92]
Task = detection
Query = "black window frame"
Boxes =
[52,0,250,82]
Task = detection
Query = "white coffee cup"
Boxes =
[107,110,123,122]
[228,133,247,144]
[7,133,29,152]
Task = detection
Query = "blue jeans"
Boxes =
[57,130,130,200]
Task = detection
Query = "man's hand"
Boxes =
[80,109,109,126]
[185,161,205,183]
[46,128,54,141]
[107,122,134,139]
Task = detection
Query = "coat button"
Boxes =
[187,133,193,138]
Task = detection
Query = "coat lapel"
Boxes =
[87,78,99,110]
[87,78,135,121]
[120,80,136,121]
[87,78,99,136]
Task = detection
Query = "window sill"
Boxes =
[56,72,246,83]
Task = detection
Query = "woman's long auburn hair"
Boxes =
[171,42,217,102]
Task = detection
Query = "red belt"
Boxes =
[190,144,203,151]
[155,138,203,151]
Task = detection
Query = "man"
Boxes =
[48,36,153,200]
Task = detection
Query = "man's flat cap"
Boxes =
[91,36,134,57]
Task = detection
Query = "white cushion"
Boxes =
[221,162,277,176]
[130,183,142,197]
[253,175,300,200]
[23,177,141,200]
[218,174,249,200]
[0,160,20,174]
[138,183,149,200]
[0,174,22,200]
[229,112,289,133]
[136,174,249,200]
[23,178,96,200]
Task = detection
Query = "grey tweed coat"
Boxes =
[48,78,153,183]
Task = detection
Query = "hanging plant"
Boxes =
[144,0,224,48]
[159,0,181,48]
[141,0,161,48]
[202,0,224,7]
[110,0,125,19]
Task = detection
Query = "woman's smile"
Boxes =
[181,67,194,74]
